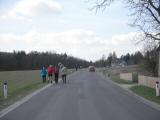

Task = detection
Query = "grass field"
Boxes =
[0,70,46,110]
[0,69,75,111]
[130,85,160,104]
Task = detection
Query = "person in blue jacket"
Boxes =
[41,66,47,83]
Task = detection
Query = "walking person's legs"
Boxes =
[54,74,56,84]
[51,75,53,84]
[48,75,50,83]
[62,75,65,83]
[42,76,46,83]
[48,74,52,83]
[44,76,46,83]
[55,74,58,84]
[56,74,59,84]
[64,74,67,84]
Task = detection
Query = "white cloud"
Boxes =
[0,29,142,61]
[1,0,62,20]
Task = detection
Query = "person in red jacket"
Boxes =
[47,65,54,83]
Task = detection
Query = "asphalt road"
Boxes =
[1,70,160,120]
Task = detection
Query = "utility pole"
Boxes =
[155,1,160,96]
[156,41,160,96]
[157,1,160,76]
[158,42,160,77]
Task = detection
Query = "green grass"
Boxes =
[0,69,76,110]
[130,85,160,104]
[0,70,46,110]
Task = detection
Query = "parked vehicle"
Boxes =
[89,66,95,72]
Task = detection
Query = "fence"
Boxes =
[138,75,160,89]
[120,73,138,82]
[120,73,133,81]
[120,73,160,89]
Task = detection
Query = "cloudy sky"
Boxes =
[0,0,142,61]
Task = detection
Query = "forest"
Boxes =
[0,51,90,71]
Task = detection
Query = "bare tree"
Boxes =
[92,0,160,41]
[142,40,159,76]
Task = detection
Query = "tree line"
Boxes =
[94,47,159,76]
[0,51,90,71]
[0,45,159,76]
[94,51,143,67]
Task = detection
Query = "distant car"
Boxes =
[89,66,95,72]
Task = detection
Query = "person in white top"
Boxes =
[58,63,68,84]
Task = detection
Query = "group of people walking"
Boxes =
[41,63,68,84]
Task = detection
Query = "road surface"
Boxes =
[1,70,160,120]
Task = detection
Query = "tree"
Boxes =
[142,40,159,76]
[112,51,117,63]
[133,51,143,64]
[92,0,160,41]
[107,53,113,67]
[100,54,106,67]
[143,48,158,76]
[93,54,107,67]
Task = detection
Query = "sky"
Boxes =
[0,0,142,61]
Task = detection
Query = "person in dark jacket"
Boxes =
[54,66,59,84]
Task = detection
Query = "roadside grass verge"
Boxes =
[130,85,160,104]
[98,68,133,84]
[0,70,46,110]
[0,69,75,111]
